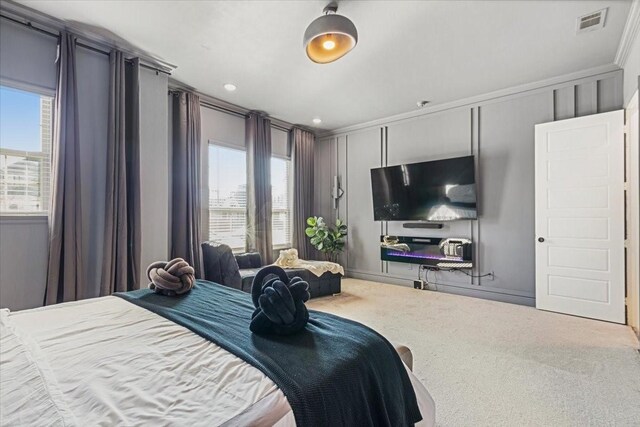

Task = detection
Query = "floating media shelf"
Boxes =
[380,235,472,268]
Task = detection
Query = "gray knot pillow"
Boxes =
[147,258,195,296]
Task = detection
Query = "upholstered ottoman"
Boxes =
[238,267,341,298]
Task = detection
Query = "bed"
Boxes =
[0,283,435,426]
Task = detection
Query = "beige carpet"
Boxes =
[308,279,640,427]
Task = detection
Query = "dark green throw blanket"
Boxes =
[116,280,422,426]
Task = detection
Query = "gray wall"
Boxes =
[0,20,57,310]
[0,22,111,309]
[0,19,171,309]
[316,70,623,306]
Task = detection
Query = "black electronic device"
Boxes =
[380,235,473,267]
[371,155,477,221]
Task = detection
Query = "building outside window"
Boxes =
[0,85,53,215]
[271,156,291,248]
[208,143,292,251]
[208,144,247,251]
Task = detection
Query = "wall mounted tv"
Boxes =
[370,155,477,222]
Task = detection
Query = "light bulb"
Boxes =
[322,39,336,50]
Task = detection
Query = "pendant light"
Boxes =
[303,2,358,64]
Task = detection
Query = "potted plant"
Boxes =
[305,216,347,263]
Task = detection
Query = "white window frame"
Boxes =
[206,141,248,252]
[205,139,293,252]
[271,153,293,250]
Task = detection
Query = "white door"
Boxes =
[535,110,625,323]
[625,91,639,332]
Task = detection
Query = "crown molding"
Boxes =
[0,0,176,72]
[615,0,640,67]
[169,78,317,135]
[317,63,621,138]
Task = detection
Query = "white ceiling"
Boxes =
[17,0,632,131]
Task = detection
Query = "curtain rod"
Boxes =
[0,13,171,76]
[176,93,291,133]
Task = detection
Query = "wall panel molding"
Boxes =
[316,70,624,306]
[318,65,621,138]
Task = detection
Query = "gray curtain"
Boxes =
[100,51,141,295]
[45,32,84,304]
[291,127,315,259]
[246,112,273,264]
[171,91,203,277]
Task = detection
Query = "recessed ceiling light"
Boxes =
[223,83,237,92]
[313,118,322,124]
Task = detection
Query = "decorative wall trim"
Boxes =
[0,0,175,73]
[319,71,623,306]
[318,64,621,138]
[346,270,536,306]
[614,0,640,68]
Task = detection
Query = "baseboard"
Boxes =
[345,270,536,307]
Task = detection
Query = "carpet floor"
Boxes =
[307,278,640,427]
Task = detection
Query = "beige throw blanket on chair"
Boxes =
[273,249,344,277]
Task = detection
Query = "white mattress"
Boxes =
[0,296,435,426]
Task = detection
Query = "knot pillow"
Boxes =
[250,266,311,335]
[147,258,195,296]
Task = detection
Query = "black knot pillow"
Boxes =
[250,266,311,335]
[147,258,195,296]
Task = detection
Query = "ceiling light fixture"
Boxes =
[313,118,322,124]
[223,83,237,92]
[303,2,358,64]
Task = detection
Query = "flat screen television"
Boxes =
[370,155,477,221]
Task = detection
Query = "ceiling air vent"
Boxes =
[576,8,607,34]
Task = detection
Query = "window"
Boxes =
[0,85,53,215]
[271,157,291,248]
[208,144,247,251]
[207,143,292,251]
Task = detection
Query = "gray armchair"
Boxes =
[200,242,242,289]
[201,241,341,298]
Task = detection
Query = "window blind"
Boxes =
[271,156,291,248]
[208,143,292,251]
[208,144,247,251]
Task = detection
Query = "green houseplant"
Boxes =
[305,216,347,263]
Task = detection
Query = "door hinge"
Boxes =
[624,182,629,191]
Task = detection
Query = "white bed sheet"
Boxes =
[1,296,435,426]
